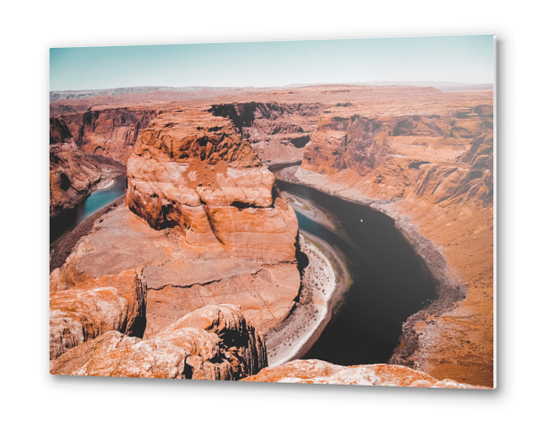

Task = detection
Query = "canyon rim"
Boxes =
[49,36,495,389]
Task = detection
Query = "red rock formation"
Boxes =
[210,102,325,165]
[49,117,123,218]
[50,304,267,380]
[50,203,301,338]
[49,269,147,360]
[58,106,157,163]
[243,359,489,389]
[145,262,301,337]
[125,109,298,261]
[302,107,493,206]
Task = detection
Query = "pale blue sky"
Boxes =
[50,35,494,91]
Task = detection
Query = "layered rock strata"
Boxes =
[125,109,298,262]
[302,106,493,206]
[49,269,147,360]
[57,106,157,163]
[210,102,325,165]
[51,304,267,380]
[50,203,301,339]
[49,117,122,218]
[243,359,489,389]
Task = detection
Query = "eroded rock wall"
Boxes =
[210,102,325,165]
[58,106,157,163]
[302,106,493,207]
[49,269,147,360]
[49,117,122,218]
[51,304,267,380]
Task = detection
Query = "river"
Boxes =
[50,167,437,366]
[276,178,437,366]
[50,175,126,244]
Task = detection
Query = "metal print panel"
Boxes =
[49,35,495,389]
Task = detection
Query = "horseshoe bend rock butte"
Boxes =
[52,108,301,341]
[50,304,267,381]
[125,109,298,261]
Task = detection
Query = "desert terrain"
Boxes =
[49,83,493,388]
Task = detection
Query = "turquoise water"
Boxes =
[277,179,437,365]
[50,175,125,243]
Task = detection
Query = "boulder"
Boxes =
[50,304,267,380]
[243,359,490,389]
[49,269,147,360]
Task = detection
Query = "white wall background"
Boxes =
[2,1,539,422]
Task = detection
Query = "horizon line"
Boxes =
[50,80,494,93]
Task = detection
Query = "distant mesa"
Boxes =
[50,86,261,102]
[50,81,493,102]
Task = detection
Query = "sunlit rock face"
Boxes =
[302,106,493,206]
[50,304,268,381]
[49,269,147,360]
[126,109,298,261]
[57,106,157,163]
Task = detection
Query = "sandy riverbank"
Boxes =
[49,196,125,272]
[266,232,350,367]
[96,178,115,190]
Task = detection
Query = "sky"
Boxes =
[50,35,494,91]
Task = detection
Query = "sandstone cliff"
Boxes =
[302,106,493,206]
[210,102,325,165]
[49,117,123,218]
[51,304,267,380]
[51,199,301,339]
[125,108,298,262]
[49,269,147,360]
[58,106,157,163]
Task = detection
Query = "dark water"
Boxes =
[277,179,437,365]
[50,175,126,243]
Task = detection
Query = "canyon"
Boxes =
[49,117,124,218]
[49,84,494,388]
